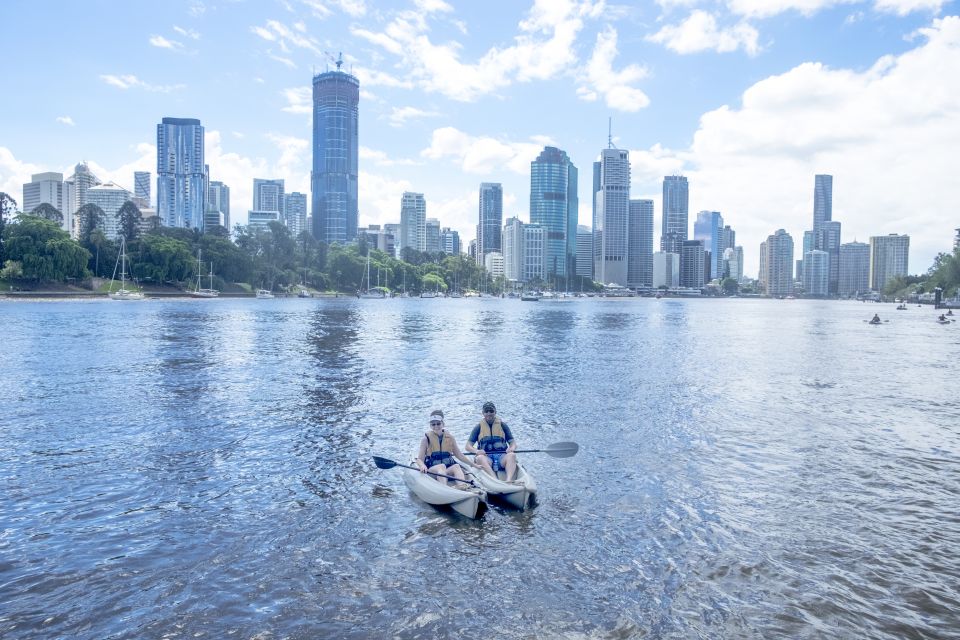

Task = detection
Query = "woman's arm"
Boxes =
[415,436,428,470]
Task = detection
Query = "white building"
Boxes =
[869,234,910,292]
[484,251,504,278]
[400,192,426,254]
[764,229,794,296]
[502,217,524,282]
[248,210,279,232]
[653,251,679,288]
[839,241,870,297]
[284,192,307,237]
[722,246,744,283]
[803,249,829,296]
[86,182,133,240]
[22,172,64,217]
[593,148,630,286]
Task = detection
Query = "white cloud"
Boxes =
[632,16,960,276]
[0,147,41,204]
[358,170,413,228]
[388,106,441,127]
[360,146,420,166]
[421,127,551,175]
[353,66,413,89]
[267,51,297,68]
[149,35,183,49]
[873,0,947,15]
[281,87,312,114]
[647,10,760,55]
[333,0,367,17]
[352,0,599,102]
[251,26,276,41]
[173,25,200,39]
[726,0,946,18]
[579,26,650,112]
[99,74,185,92]
[188,1,205,18]
[414,0,453,13]
[56,116,75,126]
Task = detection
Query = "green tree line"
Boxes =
[0,195,516,294]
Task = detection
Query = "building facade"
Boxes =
[764,229,794,296]
[661,175,689,254]
[502,217,524,282]
[284,192,307,237]
[400,192,426,254]
[693,210,723,280]
[679,240,706,289]
[311,57,359,244]
[439,227,460,255]
[207,181,230,231]
[575,224,592,279]
[157,117,206,231]
[522,224,546,284]
[627,199,654,288]
[838,241,870,297]
[593,148,630,285]
[869,234,910,292]
[803,249,829,296]
[425,218,441,253]
[87,182,133,240]
[477,182,503,265]
[530,146,578,282]
[253,179,285,221]
[134,171,151,205]
[653,252,680,289]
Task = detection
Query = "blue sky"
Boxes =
[1,0,958,276]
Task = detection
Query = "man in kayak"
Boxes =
[466,401,518,482]
[416,409,472,487]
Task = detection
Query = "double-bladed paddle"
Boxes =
[372,455,479,486]
[466,441,579,458]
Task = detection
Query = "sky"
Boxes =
[1,0,959,277]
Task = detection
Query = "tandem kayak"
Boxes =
[402,462,488,519]
[470,463,538,510]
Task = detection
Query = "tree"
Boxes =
[29,203,64,225]
[87,228,108,277]
[135,234,195,284]
[3,215,90,281]
[77,203,106,241]
[0,192,18,264]
[721,277,739,295]
[116,200,142,243]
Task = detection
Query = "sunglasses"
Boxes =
[483,410,495,414]
[430,420,443,426]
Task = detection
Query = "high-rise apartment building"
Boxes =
[384,223,401,258]
[134,171,151,205]
[869,234,910,291]
[311,56,359,244]
[157,117,206,230]
[722,246,744,283]
[816,220,841,295]
[207,181,230,231]
[22,172,64,215]
[253,179,285,221]
[693,210,724,281]
[522,224,546,283]
[425,218,441,253]
[813,174,833,230]
[627,199,653,288]
[839,241,870,297]
[400,192,426,254]
[87,182,133,240]
[661,175,688,254]
[803,249,829,296]
[653,251,680,289]
[477,183,503,265]
[575,224,593,279]
[503,217,524,282]
[679,240,706,289]
[439,227,460,255]
[764,229,794,296]
[530,146,578,282]
[284,192,307,237]
[593,148,630,285]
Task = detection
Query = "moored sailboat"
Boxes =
[190,249,219,298]
[108,236,144,300]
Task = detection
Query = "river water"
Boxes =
[1,297,958,639]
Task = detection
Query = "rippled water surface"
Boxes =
[2,297,959,638]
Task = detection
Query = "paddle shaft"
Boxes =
[403,461,476,485]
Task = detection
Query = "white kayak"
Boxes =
[402,462,488,519]
[470,462,538,510]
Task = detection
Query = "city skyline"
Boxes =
[1,1,958,276]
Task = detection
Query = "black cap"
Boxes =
[482,401,496,413]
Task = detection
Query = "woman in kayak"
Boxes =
[415,409,472,486]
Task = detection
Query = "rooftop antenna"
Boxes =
[608,117,615,149]
[336,51,343,71]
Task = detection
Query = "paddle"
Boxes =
[372,455,478,486]
[466,441,579,459]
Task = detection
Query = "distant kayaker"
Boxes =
[871,313,881,324]
[415,409,472,487]
[466,401,518,482]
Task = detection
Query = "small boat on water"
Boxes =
[471,462,537,510]
[108,237,144,300]
[190,250,219,298]
[520,293,540,302]
[256,289,274,299]
[402,462,487,519]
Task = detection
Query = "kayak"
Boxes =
[470,462,538,510]
[402,462,487,519]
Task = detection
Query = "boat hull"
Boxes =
[470,462,537,510]
[402,466,487,519]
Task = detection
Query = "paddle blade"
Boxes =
[372,455,399,470]
[545,441,579,458]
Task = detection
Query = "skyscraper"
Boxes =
[87,182,133,240]
[575,224,593,279]
[311,55,359,244]
[816,220,841,294]
[439,228,460,255]
[400,191,426,254]
[869,234,910,291]
[593,147,630,285]
[839,241,869,297]
[803,249,829,296]
[22,172,64,217]
[478,183,503,265]
[425,218,441,253]
[679,240,706,289]
[661,175,688,254]
[134,171,151,205]
[157,117,206,230]
[502,217,524,282]
[764,229,794,296]
[627,199,653,288]
[530,146,578,283]
[253,179,285,220]
[284,192,307,237]
[693,210,724,281]
[813,174,833,230]
[207,181,230,230]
